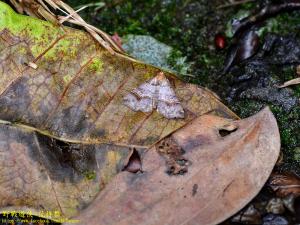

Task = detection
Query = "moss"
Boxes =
[0,1,63,57]
[88,57,104,72]
[167,49,191,75]
[270,104,300,172]
[225,9,251,38]
[83,170,97,180]
[293,147,300,162]
[63,74,73,84]
[231,100,264,118]
[44,36,83,60]
[266,11,300,37]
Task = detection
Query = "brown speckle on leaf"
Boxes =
[192,184,198,196]
[156,137,189,175]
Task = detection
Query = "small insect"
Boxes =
[124,72,185,119]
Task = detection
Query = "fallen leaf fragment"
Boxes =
[278,78,300,88]
[268,172,300,197]
[222,28,259,74]
[282,195,295,213]
[67,107,280,225]
[231,205,262,225]
[0,123,135,218]
[0,2,238,148]
[266,198,285,214]
[111,33,124,51]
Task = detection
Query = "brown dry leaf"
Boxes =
[278,77,300,88]
[0,1,236,219]
[231,205,262,225]
[68,108,280,225]
[0,122,138,220]
[0,3,237,148]
[269,172,300,198]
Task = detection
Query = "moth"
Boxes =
[124,72,185,119]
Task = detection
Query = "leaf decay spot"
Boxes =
[122,148,142,173]
[192,184,198,196]
[156,137,189,175]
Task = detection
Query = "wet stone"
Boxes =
[262,214,289,225]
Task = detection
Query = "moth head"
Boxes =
[157,71,166,81]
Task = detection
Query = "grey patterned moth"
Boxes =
[124,72,185,119]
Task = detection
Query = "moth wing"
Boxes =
[123,78,158,113]
[132,79,157,99]
[157,101,185,119]
[155,77,184,119]
[157,79,180,104]
[124,93,153,113]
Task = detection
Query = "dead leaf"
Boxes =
[111,33,124,51]
[0,3,237,148]
[0,122,136,219]
[278,78,300,88]
[222,28,260,74]
[68,108,280,225]
[266,198,285,214]
[231,205,262,225]
[268,172,300,198]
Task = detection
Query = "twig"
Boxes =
[74,2,105,11]
[217,0,256,9]
[9,0,124,54]
[233,1,300,37]
[278,78,300,88]
[59,5,88,24]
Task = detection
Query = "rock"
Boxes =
[262,214,289,225]
[122,35,191,75]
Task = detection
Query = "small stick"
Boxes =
[217,0,256,9]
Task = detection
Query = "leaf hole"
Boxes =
[122,148,142,173]
[219,127,238,137]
